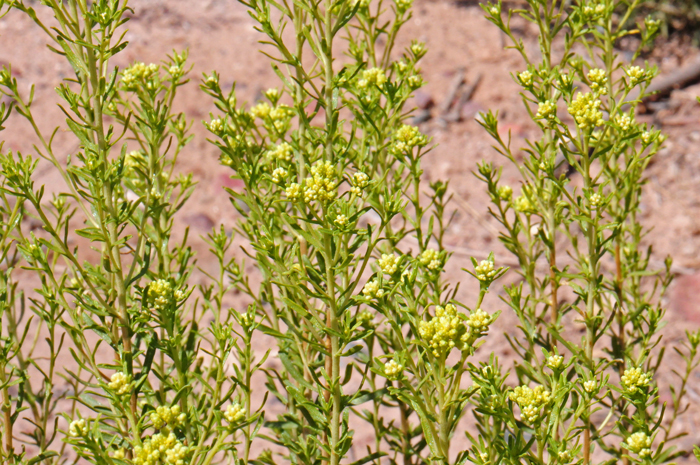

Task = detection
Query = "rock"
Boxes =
[460,100,485,120]
[185,213,215,231]
[413,90,434,110]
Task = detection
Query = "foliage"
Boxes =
[0,1,697,465]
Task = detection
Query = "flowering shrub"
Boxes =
[473,0,700,463]
[0,1,698,465]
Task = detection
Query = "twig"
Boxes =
[451,194,501,239]
[444,73,482,123]
[438,68,466,115]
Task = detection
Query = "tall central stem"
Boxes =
[322,4,341,465]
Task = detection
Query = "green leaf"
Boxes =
[27,451,59,465]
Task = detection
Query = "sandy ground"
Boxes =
[2,0,700,462]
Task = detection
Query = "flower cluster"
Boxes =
[351,172,369,195]
[497,185,512,200]
[587,68,608,94]
[303,161,338,203]
[626,431,652,458]
[615,114,633,132]
[271,167,288,184]
[589,193,602,208]
[134,432,190,465]
[147,279,176,314]
[356,310,375,328]
[474,259,496,282]
[207,118,225,135]
[384,358,404,380]
[334,214,348,227]
[410,41,426,57]
[265,88,280,103]
[621,367,651,394]
[108,371,132,395]
[362,279,385,299]
[419,248,442,271]
[407,75,423,89]
[509,385,551,424]
[568,92,604,130]
[419,304,472,357]
[626,66,646,87]
[358,67,387,88]
[583,378,598,394]
[250,102,272,119]
[69,418,88,438]
[150,405,186,430]
[378,254,400,274]
[125,150,145,170]
[250,103,294,133]
[518,70,533,87]
[641,130,655,145]
[514,195,535,214]
[266,142,293,162]
[546,354,563,370]
[535,100,557,122]
[284,161,339,204]
[286,183,302,201]
[582,0,606,21]
[392,125,427,153]
[223,402,245,426]
[395,0,413,13]
[466,308,493,338]
[122,62,159,91]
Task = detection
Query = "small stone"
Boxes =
[461,100,485,120]
[413,90,434,109]
[185,213,215,231]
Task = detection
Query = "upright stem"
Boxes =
[583,138,597,465]
[84,7,135,416]
[322,4,341,465]
[548,212,558,344]
[0,365,12,458]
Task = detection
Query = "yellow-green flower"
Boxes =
[108,372,132,395]
[358,67,387,88]
[134,432,190,465]
[266,142,294,161]
[626,66,646,86]
[535,100,557,122]
[392,125,427,153]
[68,418,88,438]
[509,385,551,424]
[497,185,513,201]
[150,405,185,430]
[384,358,404,380]
[568,92,604,130]
[147,279,175,313]
[362,279,384,299]
[418,304,476,357]
[303,161,338,204]
[224,402,246,425]
[378,254,400,274]
[251,102,272,119]
[419,248,441,271]
[626,431,652,458]
[518,70,533,87]
[621,367,651,393]
[587,68,608,95]
[351,171,370,195]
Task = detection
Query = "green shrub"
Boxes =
[0,0,697,465]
